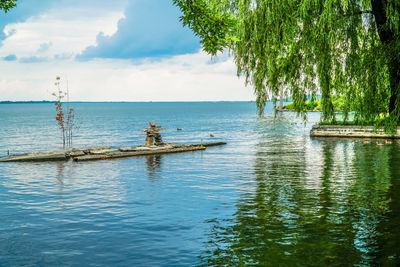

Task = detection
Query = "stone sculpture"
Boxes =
[142,121,165,147]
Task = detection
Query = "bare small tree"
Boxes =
[52,76,76,149]
[66,106,75,147]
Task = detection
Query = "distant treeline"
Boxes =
[0,101,55,104]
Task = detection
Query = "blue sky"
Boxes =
[0,0,252,101]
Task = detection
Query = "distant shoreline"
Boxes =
[0,101,55,104]
[0,100,256,104]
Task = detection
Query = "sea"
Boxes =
[0,102,399,266]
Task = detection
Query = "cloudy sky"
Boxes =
[0,0,253,101]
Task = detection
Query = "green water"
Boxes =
[199,131,400,266]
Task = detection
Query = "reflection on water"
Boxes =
[146,155,162,181]
[200,117,400,266]
[1,103,399,266]
[55,161,65,185]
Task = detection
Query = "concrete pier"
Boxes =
[310,125,400,139]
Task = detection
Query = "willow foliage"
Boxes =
[174,0,400,128]
[0,0,17,13]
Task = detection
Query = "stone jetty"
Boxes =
[0,143,225,162]
[0,121,226,162]
[310,124,400,138]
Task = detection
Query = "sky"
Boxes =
[0,0,253,101]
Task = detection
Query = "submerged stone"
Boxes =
[0,151,67,162]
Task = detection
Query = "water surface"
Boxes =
[0,102,399,266]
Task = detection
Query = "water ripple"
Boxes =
[1,103,399,266]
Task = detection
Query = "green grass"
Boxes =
[319,120,374,126]
[282,95,399,132]
[283,95,354,112]
[283,99,322,111]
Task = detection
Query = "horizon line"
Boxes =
[0,100,258,104]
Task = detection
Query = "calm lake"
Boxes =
[0,102,399,266]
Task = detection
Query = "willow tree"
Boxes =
[0,0,17,12]
[174,0,400,127]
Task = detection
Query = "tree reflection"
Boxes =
[199,120,399,266]
[200,116,311,266]
[373,142,400,264]
[55,161,65,185]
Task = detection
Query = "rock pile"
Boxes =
[142,121,165,147]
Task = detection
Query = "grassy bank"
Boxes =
[283,96,351,112]
[283,96,399,132]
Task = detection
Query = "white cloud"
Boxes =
[77,0,200,60]
[0,51,254,102]
[0,5,125,59]
[0,1,253,102]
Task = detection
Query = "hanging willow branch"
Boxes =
[175,0,400,131]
